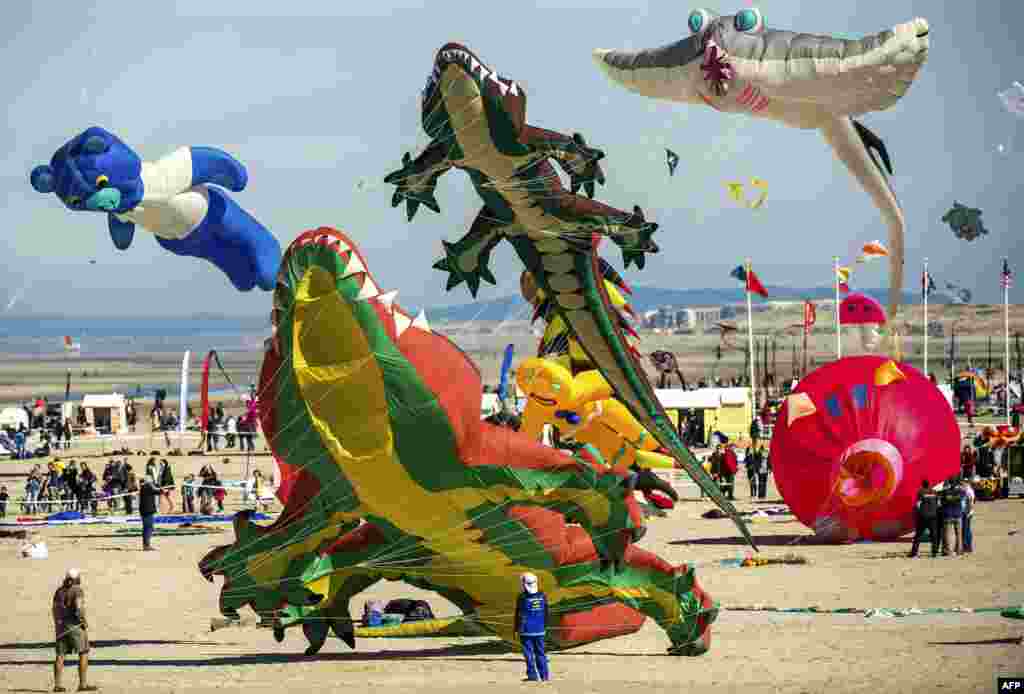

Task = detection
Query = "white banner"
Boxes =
[179,350,191,433]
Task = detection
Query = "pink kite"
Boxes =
[839,293,887,326]
[770,356,959,541]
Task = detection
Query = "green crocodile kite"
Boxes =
[383,42,751,547]
[200,227,717,656]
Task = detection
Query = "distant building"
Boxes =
[680,306,722,330]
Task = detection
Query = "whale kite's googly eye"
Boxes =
[95,175,109,189]
[734,8,764,33]
[688,9,713,34]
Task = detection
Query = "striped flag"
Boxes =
[1002,259,1013,289]
[921,270,936,298]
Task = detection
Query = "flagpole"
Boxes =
[747,258,757,416]
[923,258,929,378]
[834,256,841,360]
[1005,257,1012,427]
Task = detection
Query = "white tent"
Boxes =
[0,407,29,430]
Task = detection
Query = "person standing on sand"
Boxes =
[182,474,196,514]
[514,572,550,682]
[960,477,975,554]
[721,444,738,501]
[157,459,175,513]
[909,479,940,558]
[123,464,136,516]
[940,478,964,556]
[960,444,976,480]
[964,397,976,428]
[708,445,724,486]
[745,445,762,498]
[52,568,97,692]
[139,475,160,551]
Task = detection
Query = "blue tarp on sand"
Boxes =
[2,511,274,527]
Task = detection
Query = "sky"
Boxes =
[2,0,1021,317]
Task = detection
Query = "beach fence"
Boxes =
[4,479,278,522]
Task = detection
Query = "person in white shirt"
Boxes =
[226,416,238,449]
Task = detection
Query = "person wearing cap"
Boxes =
[513,572,550,682]
[52,568,97,692]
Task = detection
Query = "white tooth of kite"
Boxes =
[412,310,431,332]
[509,82,519,96]
[496,80,509,96]
[470,57,480,72]
[394,311,413,337]
[356,277,379,301]
[342,252,367,278]
[378,290,399,308]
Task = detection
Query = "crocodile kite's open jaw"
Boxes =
[422,42,525,136]
[593,8,929,128]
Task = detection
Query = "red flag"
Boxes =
[803,301,817,328]
[200,351,214,432]
[746,269,768,297]
[839,281,850,294]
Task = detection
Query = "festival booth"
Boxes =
[80,393,128,435]
[656,387,753,445]
[973,425,1023,499]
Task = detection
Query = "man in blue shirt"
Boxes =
[514,572,550,682]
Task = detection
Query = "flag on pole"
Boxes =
[836,266,851,294]
[803,301,817,329]
[731,264,768,297]
[1001,259,1013,289]
[921,270,936,298]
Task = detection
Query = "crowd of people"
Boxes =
[16,461,103,514]
[909,475,976,557]
[202,402,258,453]
[703,441,772,500]
[3,453,277,523]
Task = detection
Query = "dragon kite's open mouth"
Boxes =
[529,394,558,407]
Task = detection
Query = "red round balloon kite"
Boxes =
[770,356,959,541]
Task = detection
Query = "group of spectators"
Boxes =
[98,459,139,514]
[203,403,258,453]
[704,442,772,500]
[910,476,976,557]
[16,461,102,515]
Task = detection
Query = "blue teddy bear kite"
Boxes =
[30,126,281,292]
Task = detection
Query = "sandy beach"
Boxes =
[2,311,1022,694]
[1,427,1022,694]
